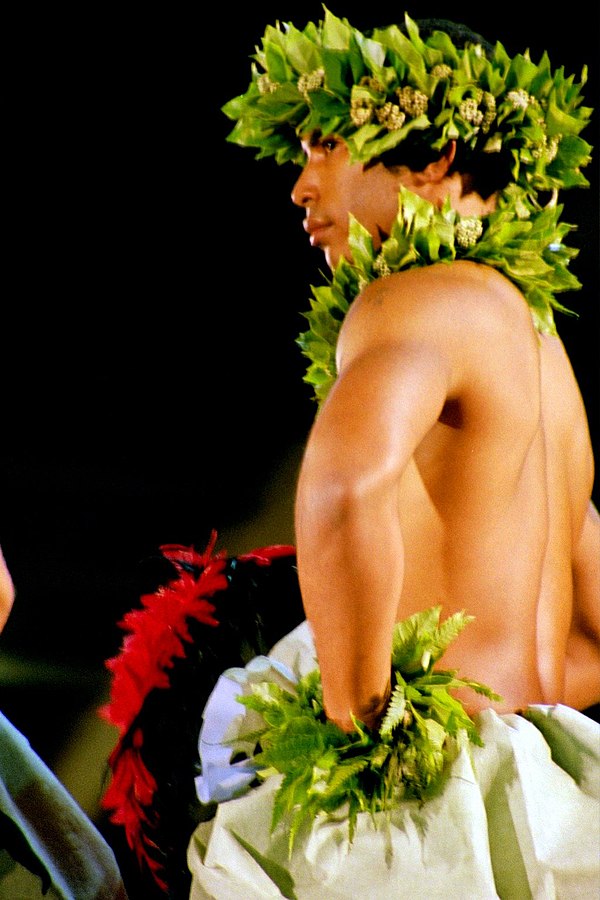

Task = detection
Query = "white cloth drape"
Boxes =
[188,622,600,899]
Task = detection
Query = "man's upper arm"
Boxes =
[302,304,452,505]
[294,278,455,731]
[309,276,455,494]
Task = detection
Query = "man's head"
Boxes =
[290,132,497,269]
[224,8,593,340]
[223,9,591,205]
[281,16,527,271]
[290,132,402,269]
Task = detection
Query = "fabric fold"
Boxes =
[0,711,127,899]
[188,623,600,899]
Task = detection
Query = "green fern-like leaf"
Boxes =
[230,831,299,900]
[321,757,369,800]
[232,606,502,853]
[271,768,311,833]
[391,606,442,671]
[428,611,475,665]
[379,679,407,739]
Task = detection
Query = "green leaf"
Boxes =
[232,605,502,852]
[260,717,325,771]
[391,606,442,670]
[429,611,474,663]
[230,831,298,899]
[379,681,407,738]
[321,757,369,799]
[271,769,310,831]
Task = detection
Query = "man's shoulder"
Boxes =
[344,260,530,345]
[368,259,520,306]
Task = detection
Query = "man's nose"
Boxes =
[291,167,318,207]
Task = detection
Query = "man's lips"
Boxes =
[304,218,333,247]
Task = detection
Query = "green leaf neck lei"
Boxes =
[297,185,582,406]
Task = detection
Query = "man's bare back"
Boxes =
[331,260,597,716]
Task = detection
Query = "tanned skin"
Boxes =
[292,136,599,732]
[0,547,14,633]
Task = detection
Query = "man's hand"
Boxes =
[0,547,15,632]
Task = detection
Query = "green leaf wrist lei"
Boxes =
[223,8,593,404]
[236,607,501,852]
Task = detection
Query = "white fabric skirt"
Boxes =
[187,622,600,900]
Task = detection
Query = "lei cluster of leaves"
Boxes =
[297,186,582,405]
[222,7,591,196]
[223,7,591,408]
[236,607,501,853]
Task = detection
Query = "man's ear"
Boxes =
[412,141,457,184]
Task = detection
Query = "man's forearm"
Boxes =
[296,477,403,732]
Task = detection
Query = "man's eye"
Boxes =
[321,137,338,152]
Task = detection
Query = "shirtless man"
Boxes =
[179,12,600,896]
[222,10,599,733]
[292,134,599,731]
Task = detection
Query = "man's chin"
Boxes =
[324,246,350,270]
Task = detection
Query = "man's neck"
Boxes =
[444,172,498,217]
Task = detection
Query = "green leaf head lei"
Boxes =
[223,8,593,403]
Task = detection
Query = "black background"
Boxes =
[1,1,598,793]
